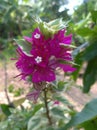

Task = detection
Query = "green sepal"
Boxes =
[59,59,79,66]
[60,43,76,49]
[32,17,68,39]
[14,39,32,56]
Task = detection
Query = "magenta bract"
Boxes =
[16,28,76,83]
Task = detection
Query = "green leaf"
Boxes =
[51,107,64,118]
[0,113,6,121]
[13,97,25,107]
[91,10,97,23]
[52,81,68,92]
[60,43,76,49]
[74,13,90,30]
[47,18,68,31]
[33,18,67,39]
[76,27,93,37]
[28,117,41,130]
[80,118,97,130]
[38,22,53,39]
[72,42,89,57]
[64,98,97,130]
[13,128,20,130]
[0,120,9,130]
[59,59,78,66]
[57,81,66,91]
[83,58,97,93]
[54,96,70,105]
[82,42,97,61]
[0,104,11,116]
[3,5,16,23]
[48,18,63,26]
[8,84,14,93]
[14,39,32,56]
[72,52,83,81]
[32,104,43,116]
[45,127,55,130]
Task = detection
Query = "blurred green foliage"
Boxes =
[1,0,97,130]
[0,0,69,58]
[0,80,75,130]
[71,0,97,93]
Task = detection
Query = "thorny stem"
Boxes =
[43,88,52,126]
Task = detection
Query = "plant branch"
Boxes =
[4,58,11,104]
[43,88,52,125]
[4,58,14,107]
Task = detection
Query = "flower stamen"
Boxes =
[34,33,40,39]
[35,56,42,63]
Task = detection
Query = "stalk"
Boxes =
[43,88,52,125]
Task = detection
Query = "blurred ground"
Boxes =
[0,61,97,111]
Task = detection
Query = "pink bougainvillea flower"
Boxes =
[53,100,60,105]
[26,90,41,103]
[16,28,76,83]
[52,29,72,45]
[16,47,55,82]
[23,28,45,47]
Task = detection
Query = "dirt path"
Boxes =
[0,61,97,111]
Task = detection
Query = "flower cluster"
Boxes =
[16,28,76,83]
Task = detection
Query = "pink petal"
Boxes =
[26,90,41,103]
[23,36,32,43]
[59,64,76,72]
[53,100,60,105]
[32,68,55,82]
[63,34,72,44]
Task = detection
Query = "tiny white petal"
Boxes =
[34,33,40,39]
[35,56,42,63]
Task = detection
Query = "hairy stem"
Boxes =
[44,88,52,125]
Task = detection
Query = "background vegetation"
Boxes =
[0,0,97,129]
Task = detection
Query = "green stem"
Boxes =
[44,88,52,125]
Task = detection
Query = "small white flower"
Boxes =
[34,33,40,39]
[35,56,42,63]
